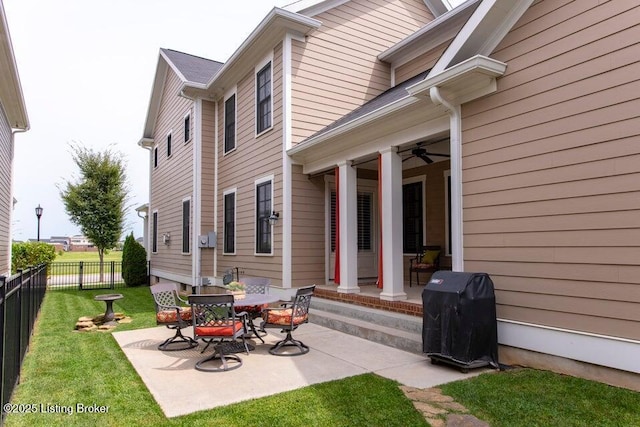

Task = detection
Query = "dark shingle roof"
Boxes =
[305,70,430,141]
[161,48,224,85]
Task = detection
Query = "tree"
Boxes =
[60,144,128,281]
[122,233,147,286]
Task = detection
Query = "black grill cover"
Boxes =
[422,271,499,368]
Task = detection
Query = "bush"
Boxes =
[122,233,148,287]
[11,242,57,274]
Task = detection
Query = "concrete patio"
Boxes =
[113,322,485,418]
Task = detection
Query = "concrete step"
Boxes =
[309,298,424,355]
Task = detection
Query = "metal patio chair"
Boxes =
[234,277,271,343]
[150,283,198,351]
[260,285,315,356]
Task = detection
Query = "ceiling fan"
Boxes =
[402,144,450,164]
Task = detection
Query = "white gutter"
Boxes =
[213,99,219,281]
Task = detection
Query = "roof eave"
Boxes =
[0,3,29,130]
[196,7,321,100]
[407,54,506,104]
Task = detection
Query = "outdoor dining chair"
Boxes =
[259,285,315,356]
[188,294,250,372]
[234,277,271,343]
[150,283,198,351]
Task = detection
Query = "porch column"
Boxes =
[379,148,406,301]
[337,160,359,294]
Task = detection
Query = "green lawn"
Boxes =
[52,251,123,263]
[6,287,640,426]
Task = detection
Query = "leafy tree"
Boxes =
[122,233,148,286]
[11,241,57,274]
[60,144,129,281]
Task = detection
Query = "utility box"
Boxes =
[422,271,499,372]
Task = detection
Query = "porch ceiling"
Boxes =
[289,97,449,175]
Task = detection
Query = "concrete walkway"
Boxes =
[113,323,483,418]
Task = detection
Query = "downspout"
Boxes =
[138,140,153,261]
[213,99,219,282]
[180,90,201,289]
[430,86,464,272]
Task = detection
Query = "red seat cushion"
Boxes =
[263,309,308,326]
[235,303,268,314]
[195,320,243,337]
[156,307,192,323]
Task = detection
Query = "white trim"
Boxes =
[254,175,275,256]
[284,0,349,17]
[255,53,274,137]
[222,188,237,255]
[498,319,640,374]
[223,88,237,155]
[402,175,427,255]
[193,99,202,286]
[183,110,192,144]
[149,268,191,286]
[181,196,191,255]
[213,100,219,277]
[282,33,293,288]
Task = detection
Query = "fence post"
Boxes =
[78,261,83,290]
[0,275,5,411]
[110,261,115,290]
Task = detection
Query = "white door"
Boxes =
[327,179,378,280]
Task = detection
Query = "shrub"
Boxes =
[11,242,57,274]
[122,233,148,287]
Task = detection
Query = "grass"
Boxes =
[52,251,123,263]
[5,287,427,427]
[440,368,640,427]
[6,287,640,426]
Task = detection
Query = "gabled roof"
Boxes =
[0,1,28,130]
[284,0,449,18]
[139,49,223,142]
[160,49,223,86]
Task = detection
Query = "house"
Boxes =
[140,0,639,387]
[0,0,29,277]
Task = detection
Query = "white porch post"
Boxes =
[379,148,406,301]
[337,160,359,293]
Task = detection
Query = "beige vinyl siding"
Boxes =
[200,99,216,276]
[291,0,434,144]
[461,1,640,340]
[149,67,194,279]
[217,43,284,285]
[291,166,325,285]
[394,40,450,84]
[0,108,11,275]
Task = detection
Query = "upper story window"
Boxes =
[256,62,272,135]
[224,94,236,153]
[184,113,191,143]
[167,132,172,157]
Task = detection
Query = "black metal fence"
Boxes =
[47,261,150,290]
[1,264,47,418]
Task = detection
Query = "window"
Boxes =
[255,180,272,254]
[167,132,172,157]
[224,191,236,253]
[403,181,423,253]
[153,147,158,168]
[152,211,158,253]
[224,94,236,153]
[184,114,191,143]
[182,199,190,254]
[357,192,373,251]
[256,62,272,134]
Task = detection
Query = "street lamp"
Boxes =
[35,204,43,241]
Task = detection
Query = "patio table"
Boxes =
[233,293,280,343]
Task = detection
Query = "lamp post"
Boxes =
[35,204,43,241]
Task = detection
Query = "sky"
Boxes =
[4,0,463,242]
